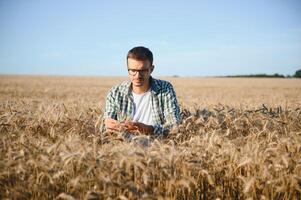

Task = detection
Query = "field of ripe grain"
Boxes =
[0,75,301,199]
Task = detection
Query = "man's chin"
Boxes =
[133,80,144,86]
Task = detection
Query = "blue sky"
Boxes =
[0,0,300,76]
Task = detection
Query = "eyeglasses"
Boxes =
[127,68,150,76]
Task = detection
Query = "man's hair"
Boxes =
[127,46,153,65]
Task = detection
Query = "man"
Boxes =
[104,46,180,137]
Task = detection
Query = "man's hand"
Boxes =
[105,118,154,135]
[123,121,154,135]
[105,118,122,131]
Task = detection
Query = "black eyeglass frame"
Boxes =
[127,68,151,76]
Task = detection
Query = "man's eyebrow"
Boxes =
[128,68,149,70]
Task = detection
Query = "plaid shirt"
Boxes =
[104,77,181,136]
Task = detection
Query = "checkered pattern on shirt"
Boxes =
[104,77,181,136]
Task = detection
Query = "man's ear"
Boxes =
[150,65,155,73]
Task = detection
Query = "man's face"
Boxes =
[127,58,153,88]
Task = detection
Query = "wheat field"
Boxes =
[0,75,301,199]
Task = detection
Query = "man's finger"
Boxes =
[125,124,138,130]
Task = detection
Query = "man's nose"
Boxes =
[135,71,143,78]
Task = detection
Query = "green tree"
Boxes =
[294,69,301,78]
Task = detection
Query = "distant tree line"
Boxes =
[294,69,301,78]
[224,69,301,78]
[171,69,301,78]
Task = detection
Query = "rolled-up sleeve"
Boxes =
[153,83,181,136]
[104,90,118,120]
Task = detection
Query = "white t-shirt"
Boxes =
[132,89,154,126]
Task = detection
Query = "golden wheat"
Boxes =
[0,75,300,199]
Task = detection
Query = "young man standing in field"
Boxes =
[104,46,181,138]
